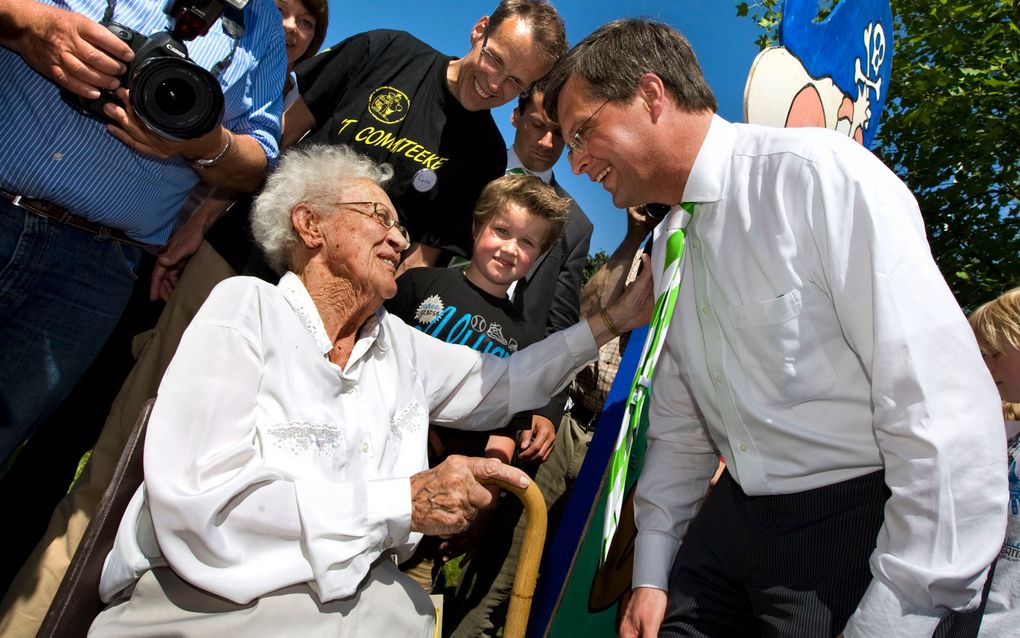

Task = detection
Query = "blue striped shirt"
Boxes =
[0,0,285,244]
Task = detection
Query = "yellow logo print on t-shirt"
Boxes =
[368,86,410,124]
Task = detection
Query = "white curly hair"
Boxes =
[251,144,394,274]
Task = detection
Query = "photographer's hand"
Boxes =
[103,88,225,160]
[103,89,268,191]
[0,0,133,98]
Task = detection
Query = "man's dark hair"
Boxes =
[489,0,567,64]
[543,18,717,122]
[516,77,548,115]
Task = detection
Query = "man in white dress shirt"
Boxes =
[543,19,1007,638]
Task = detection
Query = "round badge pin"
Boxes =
[412,168,437,192]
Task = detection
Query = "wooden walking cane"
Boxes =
[482,478,547,638]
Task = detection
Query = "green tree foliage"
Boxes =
[736,0,1019,311]
[583,250,609,285]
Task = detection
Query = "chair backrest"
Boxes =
[37,398,154,638]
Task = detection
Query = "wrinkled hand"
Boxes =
[619,587,667,638]
[409,455,529,537]
[517,415,556,463]
[606,254,654,334]
[437,485,500,561]
[149,218,206,301]
[102,88,225,161]
[3,2,133,99]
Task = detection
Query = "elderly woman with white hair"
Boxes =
[88,144,652,637]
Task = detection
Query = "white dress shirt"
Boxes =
[633,115,1007,636]
[99,273,597,604]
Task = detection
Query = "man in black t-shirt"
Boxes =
[283,0,568,267]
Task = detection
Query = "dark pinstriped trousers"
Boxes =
[661,470,888,637]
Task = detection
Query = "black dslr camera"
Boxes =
[63,0,248,140]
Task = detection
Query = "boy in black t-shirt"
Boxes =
[385,174,569,570]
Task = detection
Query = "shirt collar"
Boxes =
[506,146,554,185]
[279,272,333,356]
[681,114,736,205]
[277,272,391,357]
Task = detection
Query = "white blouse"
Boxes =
[99,273,596,604]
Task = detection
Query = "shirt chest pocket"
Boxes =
[729,289,836,406]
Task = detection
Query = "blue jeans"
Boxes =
[0,199,141,464]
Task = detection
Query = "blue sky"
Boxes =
[319,1,763,256]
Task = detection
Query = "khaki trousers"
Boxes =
[91,560,435,638]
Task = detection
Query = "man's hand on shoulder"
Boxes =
[619,587,668,638]
[0,0,133,98]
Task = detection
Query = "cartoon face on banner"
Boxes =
[743,0,893,147]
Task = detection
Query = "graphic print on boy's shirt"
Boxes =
[386,268,541,361]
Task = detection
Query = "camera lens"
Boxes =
[130,57,224,140]
[153,78,197,116]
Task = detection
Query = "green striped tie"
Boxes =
[601,202,695,564]
[506,167,531,176]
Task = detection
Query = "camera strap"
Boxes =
[212,7,245,78]
[100,0,245,78]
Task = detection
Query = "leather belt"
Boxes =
[1,188,152,249]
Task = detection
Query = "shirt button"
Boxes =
[52,151,63,161]
[383,537,393,548]
[701,305,710,315]
[692,239,700,249]
[739,443,749,453]
[713,373,722,384]
[360,441,370,454]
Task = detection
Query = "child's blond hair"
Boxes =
[969,286,1020,420]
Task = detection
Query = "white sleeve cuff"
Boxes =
[843,577,945,638]
[366,476,413,549]
[632,530,682,591]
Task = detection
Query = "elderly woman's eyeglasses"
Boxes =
[480,31,530,98]
[333,201,411,248]
[565,98,611,159]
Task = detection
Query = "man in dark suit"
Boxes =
[443,86,593,637]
